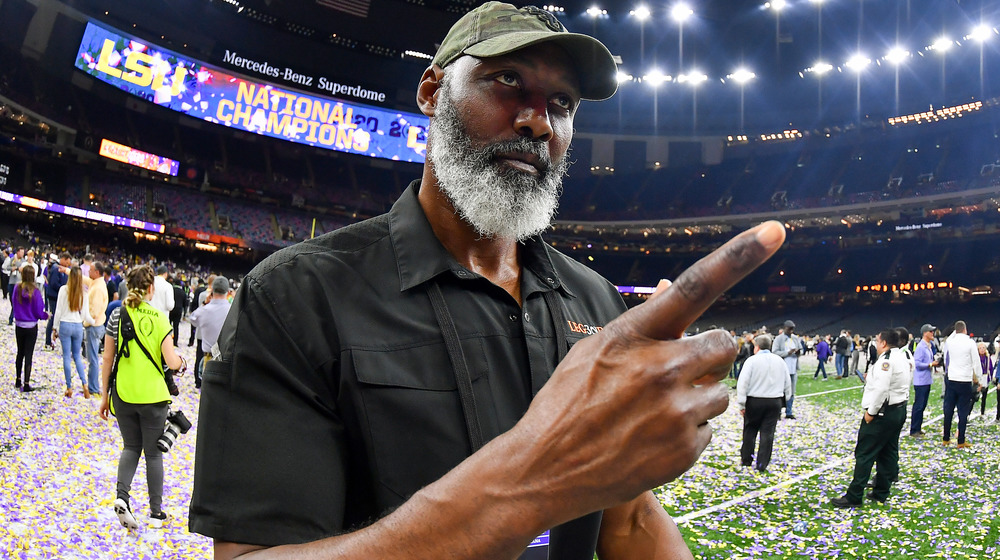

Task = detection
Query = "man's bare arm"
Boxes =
[214,221,786,560]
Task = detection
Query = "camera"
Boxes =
[157,410,192,453]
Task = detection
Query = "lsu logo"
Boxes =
[567,320,603,336]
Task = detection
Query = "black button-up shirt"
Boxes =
[190,181,627,550]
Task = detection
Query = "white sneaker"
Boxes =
[114,498,139,530]
[149,511,168,529]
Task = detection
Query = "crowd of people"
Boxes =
[2,240,237,529]
[733,319,999,507]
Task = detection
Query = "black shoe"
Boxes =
[830,497,862,509]
[21,384,34,393]
[785,414,796,420]
[14,379,21,389]
[866,492,887,504]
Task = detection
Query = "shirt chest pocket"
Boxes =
[350,341,490,503]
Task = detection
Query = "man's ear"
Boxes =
[416,65,445,117]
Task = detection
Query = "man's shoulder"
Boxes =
[247,215,390,284]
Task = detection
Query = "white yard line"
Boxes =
[796,385,865,398]
[674,412,946,525]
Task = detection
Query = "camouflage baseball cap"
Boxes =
[431,2,618,101]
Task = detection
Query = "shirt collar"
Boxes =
[389,180,570,296]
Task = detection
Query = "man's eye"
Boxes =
[552,95,574,110]
[496,73,519,86]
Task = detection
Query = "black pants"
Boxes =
[943,380,974,444]
[741,396,783,471]
[845,404,907,502]
[15,325,39,385]
[973,384,997,418]
[170,316,181,346]
[44,295,56,346]
[188,324,197,346]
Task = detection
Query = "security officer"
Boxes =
[830,327,911,507]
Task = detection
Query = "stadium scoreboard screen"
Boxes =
[74,22,428,163]
[99,138,180,176]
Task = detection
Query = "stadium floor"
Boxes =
[1,296,997,558]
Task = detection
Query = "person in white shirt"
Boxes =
[53,266,94,398]
[942,321,982,447]
[771,320,800,419]
[830,328,911,507]
[736,334,792,473]
[149,265,175,314]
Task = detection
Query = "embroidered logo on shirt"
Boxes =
[567,320,603,336]
[881,361,891,371]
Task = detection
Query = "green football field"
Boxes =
[664,357,999,560]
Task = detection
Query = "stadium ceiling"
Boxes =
[72,0,1000,133]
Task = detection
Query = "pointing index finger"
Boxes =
[625,221,785,341]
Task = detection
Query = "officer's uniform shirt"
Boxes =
[862,351,895,415]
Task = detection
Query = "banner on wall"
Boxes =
[0,189,165,233]
[74,22,428,163]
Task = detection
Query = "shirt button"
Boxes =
[509,314,518,322]
[524,312,531,323]
[545,277,556,285]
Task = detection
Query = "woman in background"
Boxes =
[98,265,185,530]
[11,266,48,392]
[53,265,93,398]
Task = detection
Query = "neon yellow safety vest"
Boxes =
[115,301,173,405]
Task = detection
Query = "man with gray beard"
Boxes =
[191,3,786,559]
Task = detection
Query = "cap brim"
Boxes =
[464,31,618,101]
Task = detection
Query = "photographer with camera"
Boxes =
[98,264,186,531]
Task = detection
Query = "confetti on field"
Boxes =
[1,297,211,559]
[2,296,998,558]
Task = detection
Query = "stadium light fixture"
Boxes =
[930,36,954,52]
[808,61,834,75]
[766,0,787,11]
[631,5,651,20]
[643,69,671,86]
[969,24,995,42]
[586,6,607,18]
[671,3,693,23]
[728,68,756,84]
[846,53,870,71]
[885,47,909,65]
[616,71,634,84]
[678,70,708,85]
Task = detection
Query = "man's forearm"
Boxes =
[222,428,563,560]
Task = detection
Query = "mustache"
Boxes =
[479,137,553,175]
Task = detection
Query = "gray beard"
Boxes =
[427,79,569,242]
